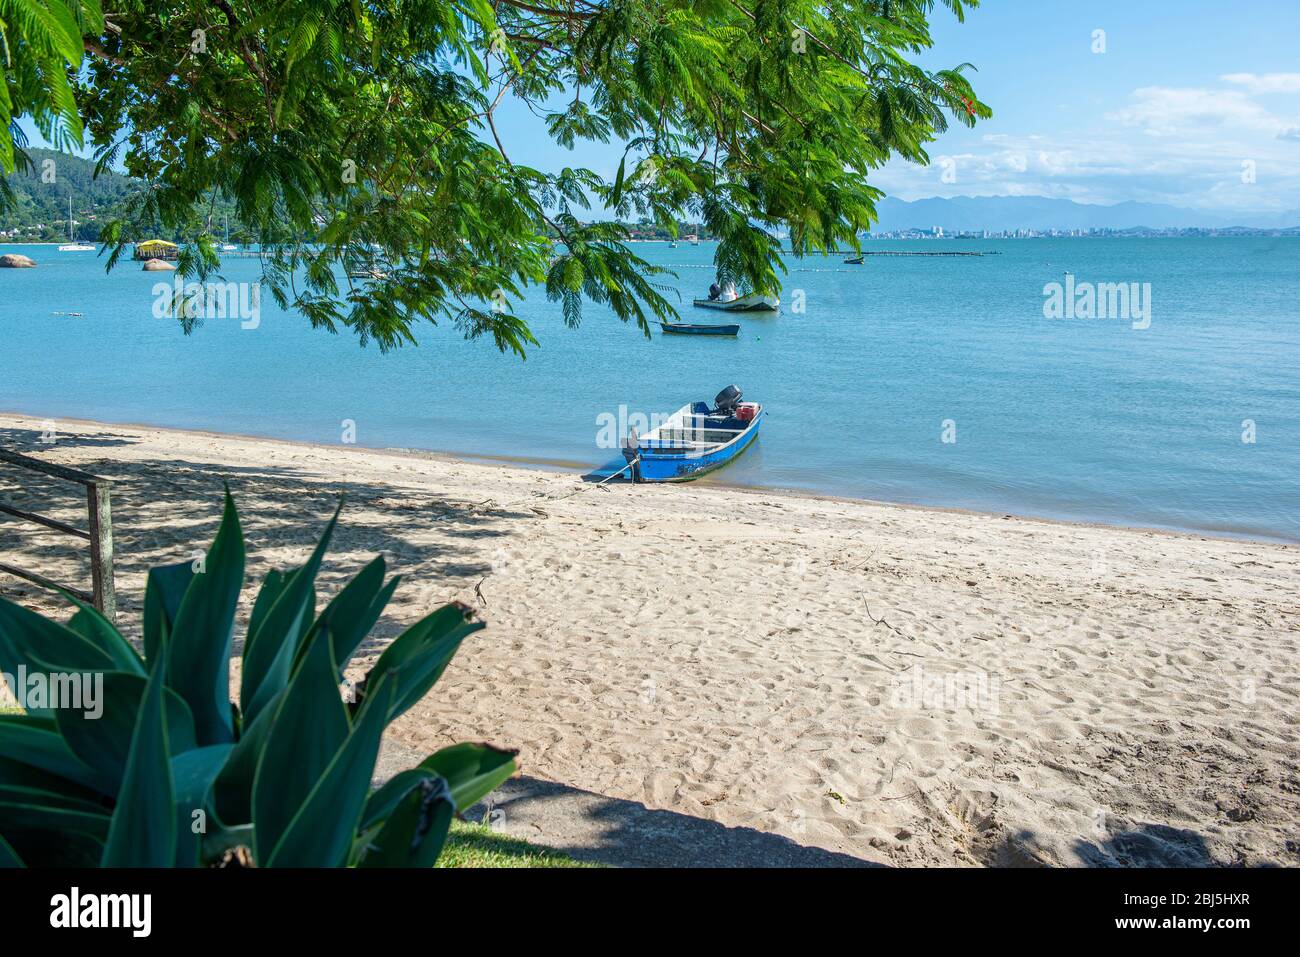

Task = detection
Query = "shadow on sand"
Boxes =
[0,423,534,652]
[462,775,879,868]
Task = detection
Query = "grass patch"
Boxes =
[436,820,599,868]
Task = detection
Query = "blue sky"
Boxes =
[25,1,1300,213]
[493,0,1300,213]
[870,0,1300,211]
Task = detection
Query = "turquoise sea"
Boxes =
[1,238,1296,541]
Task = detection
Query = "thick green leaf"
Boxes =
[0,802,108,866]
[0,782,107,815]
[142,561,196,664]
[244,568,287,656]
[357,775,454,867]
[167,490,244,745]
[360,767,431,833]
[172,744,234,867]
[101,654,175,866]
[418,742,518,813]
[210,690,282,825]
[0,754,103,799]
[0,597,115,715]
[55,672,197,791]
[0,714,108,792]
[296,556,392,677]
[265,678,394,867]
[240,504,340,726]
[361,603,483,722]
[251,629,348,863]
[65,598,145,675]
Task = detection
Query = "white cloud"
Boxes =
[871,72,1300,213]
[1109,86,1284,136]
[1220,72,1300,94]
[873,128,1299,212]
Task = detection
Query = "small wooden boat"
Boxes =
[659,321,740,337]
[623,385,763,483]
[691,292,779,312]
[843,255,864,265]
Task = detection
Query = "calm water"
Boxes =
[1,238,1296,541]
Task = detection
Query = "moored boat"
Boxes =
[622,385,763,483]
[691,291,779,312]
[58,196,94,252]
[659,321,740,336]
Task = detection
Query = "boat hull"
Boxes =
[624,408,763,482]
[659,322,740,336]
[691,293,779,312]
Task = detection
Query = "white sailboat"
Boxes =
[221,214,238,251]
[58,196,95,251]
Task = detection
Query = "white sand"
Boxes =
[1,412,1297,866]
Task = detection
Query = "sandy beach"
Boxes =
[1,411,1296,867]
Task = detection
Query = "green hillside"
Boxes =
[0,148,245,244]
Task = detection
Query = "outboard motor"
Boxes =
[708,282,722,301]
[713,384,743,415]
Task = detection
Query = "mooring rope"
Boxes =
[473,455,640,512]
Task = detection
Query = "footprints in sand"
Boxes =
[9,418,1296,867]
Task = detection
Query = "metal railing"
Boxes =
[0,448,116,618]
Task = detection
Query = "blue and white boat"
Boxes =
[623,386,763,483]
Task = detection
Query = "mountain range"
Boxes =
[869,195,1300,233]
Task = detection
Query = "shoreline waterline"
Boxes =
[2,237,1295,544]
[3,409,1295,547]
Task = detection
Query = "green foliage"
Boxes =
[0,492,517,868]
[0,147,245,242]
[437,820,599,868]
[1,0,987,352]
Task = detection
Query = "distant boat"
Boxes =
[688,234,700,246]
[692,291,779,312]
[659,321,740,337]
[221,214,238,251]
[844,255,864,265]
[669,241,678,248]
[58,196,94,251]
[622,385,763,483]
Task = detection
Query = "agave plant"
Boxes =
[0,492,516,867]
